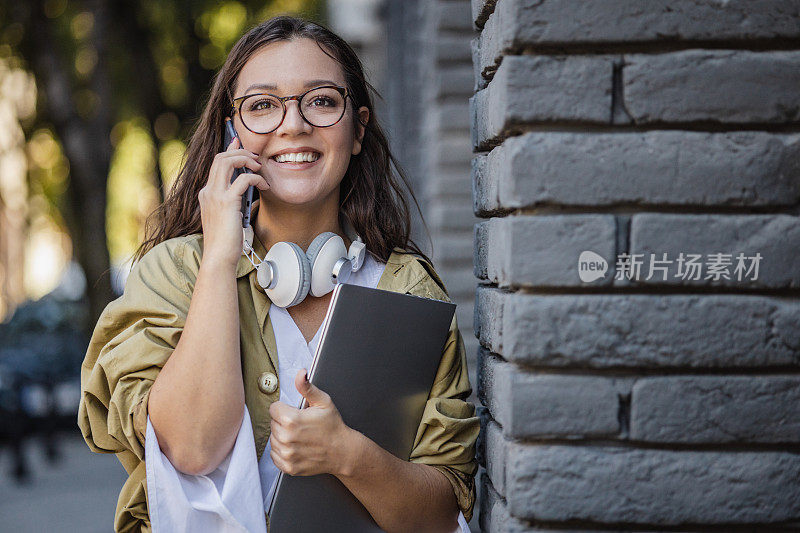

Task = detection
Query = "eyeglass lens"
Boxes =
[239,87,346,133]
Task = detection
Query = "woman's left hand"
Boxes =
[268,369,357,476]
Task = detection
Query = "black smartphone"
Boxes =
[223,118,256,228]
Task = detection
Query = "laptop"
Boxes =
[267,283,456,532]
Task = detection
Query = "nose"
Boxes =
[276,99,312,136]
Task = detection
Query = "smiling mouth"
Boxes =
[270,151,321,164]
[269,156,322,170]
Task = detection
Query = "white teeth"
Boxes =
[273,151,320,163]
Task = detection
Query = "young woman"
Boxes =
[79,16,478,532]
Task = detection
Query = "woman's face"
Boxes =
[230,38,369,209]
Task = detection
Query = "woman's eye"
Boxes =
[309,97,334,107]
[250,99,274,111]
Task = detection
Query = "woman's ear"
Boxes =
[352,106,370,156]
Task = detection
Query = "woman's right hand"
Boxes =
[199,136,269,269]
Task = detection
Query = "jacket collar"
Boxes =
[375,247,429,293]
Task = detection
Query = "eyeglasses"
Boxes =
[231,85,350,134]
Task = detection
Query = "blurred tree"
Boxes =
[0,0,324,331]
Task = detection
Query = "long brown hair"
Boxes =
[134,15,430,264]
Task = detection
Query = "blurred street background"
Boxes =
[0,0,480,530]
[5,0,799,531]
[0,433,126,531]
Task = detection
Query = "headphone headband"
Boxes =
[241,211,367,307]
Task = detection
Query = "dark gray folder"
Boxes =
[267,283,456,533]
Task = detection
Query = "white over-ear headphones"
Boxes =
[241,215,366,308]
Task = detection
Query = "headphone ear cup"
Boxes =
[263,241,311,307]
[306,232,347,297]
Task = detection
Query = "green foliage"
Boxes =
[0,0,325,266]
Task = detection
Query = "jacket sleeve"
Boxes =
[78,239,192,462]
[406,263,480,523]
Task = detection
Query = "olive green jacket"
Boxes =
[78,233,479,532]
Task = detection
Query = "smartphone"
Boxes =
[223,118,256,228]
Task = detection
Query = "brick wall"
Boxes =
[471,1,800,531]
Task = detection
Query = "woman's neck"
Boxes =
[252,197,351,251]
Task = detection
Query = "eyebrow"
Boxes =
[242,79,341,95]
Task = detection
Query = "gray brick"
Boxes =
[481,480,567,533]
[471,0,497,29]
[471,155,498,216]
[472,214,800,289]
[481,475,720,533]
[629,214,800,289]
[481,354,620,439]
[631,375,800,443]
[477,347,496,410]
[484,420,507,497]
[477,0,800,80]
[473,132,800,214]
[476,0,514,78]
[474,216,617,288]
[473,221,490,280]
[471,36,485,91]
[474,288,800,368]
[473,286,504,349]
[623,50,800,124]
[471,55,614,148]
[505,444,800,524]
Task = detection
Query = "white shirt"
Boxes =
[145,253,470,532]
[258,252,387,509]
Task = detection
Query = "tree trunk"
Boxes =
[19,0,116,333]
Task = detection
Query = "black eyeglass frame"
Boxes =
[230,85,351,134]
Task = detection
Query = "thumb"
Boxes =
[295,369,329,407]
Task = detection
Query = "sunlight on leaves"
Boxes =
[70,11,94,41]
[23,209,72,299]
[259,0,322,20]
[159,138,186,191]
[208,2,248,47]
[74,45,98,77]
[106,118,160,266]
